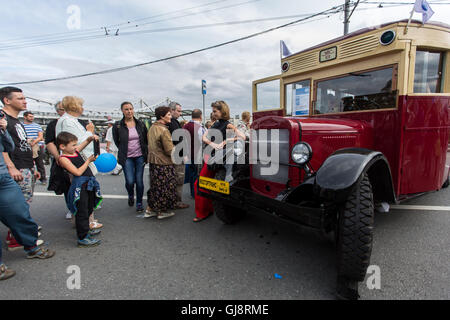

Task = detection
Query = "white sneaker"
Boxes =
[65,211,72,220]
[36,239,44,246]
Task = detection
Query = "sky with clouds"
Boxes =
[1,0,449,118]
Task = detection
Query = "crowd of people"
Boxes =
[0,86,251,281]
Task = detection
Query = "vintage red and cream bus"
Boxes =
[198,20,450,299]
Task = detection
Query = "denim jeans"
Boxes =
[0,174,39,263]
[185,164,200,199]
[123,156,145,206]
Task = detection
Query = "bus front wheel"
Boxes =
[336,173,375,300]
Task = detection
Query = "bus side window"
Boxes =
[414,50,444,93]
[285,80,310,116]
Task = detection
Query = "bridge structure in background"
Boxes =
[23,97,194,129]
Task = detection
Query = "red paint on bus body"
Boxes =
[251,95,450,200]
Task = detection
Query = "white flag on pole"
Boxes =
[413,0,435,24]
[280,40,292,58]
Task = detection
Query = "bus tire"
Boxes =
[336,173,374,283]
[442,175,449,188]
[213,170,246,224]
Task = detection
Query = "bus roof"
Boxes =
[285,19,450,59]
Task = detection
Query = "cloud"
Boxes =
[1,0,449,118]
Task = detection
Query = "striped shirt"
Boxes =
[22,122,44,146]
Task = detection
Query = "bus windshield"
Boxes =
[314,65,397,114]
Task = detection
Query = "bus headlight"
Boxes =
[234,140,245,157]
[291,142,312,165]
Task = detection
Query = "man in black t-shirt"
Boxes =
[0,89,38,204]
[166,101,189,209]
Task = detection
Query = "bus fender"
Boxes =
[313,148,396,204]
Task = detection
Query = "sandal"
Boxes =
[89,221,103,229]
[193,214,211,223]
[143,206,157,218]
[0,264,16,281]
[175,202,190,209]
[26,247,56,259]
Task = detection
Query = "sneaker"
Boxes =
[77,235,101,248]
[7,242,23,252]
[0,264,16,281]
[6,230,13,244]
[26,246,55,259]
[157,211,175,220]
[128,196,134,207]
[65,211,72,220]
[88,229,101,236]
[7,238,43,251]
[136,203,144,213]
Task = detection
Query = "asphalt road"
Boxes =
[1,168,449,300]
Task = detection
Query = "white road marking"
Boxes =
[33,192,450,211]
[34,192,140,200]
[390,205,450,212]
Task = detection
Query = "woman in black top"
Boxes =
[112,102,148,213]
[193,101,245,222]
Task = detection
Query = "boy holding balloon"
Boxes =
[56,132,103,247]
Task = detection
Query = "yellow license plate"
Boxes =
[199,176,230,195]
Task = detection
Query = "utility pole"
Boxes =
[344,0,350,35]
[343,0,360,36]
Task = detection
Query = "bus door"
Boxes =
[400,50,450,194]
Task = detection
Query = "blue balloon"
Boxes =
[94,153,117,173]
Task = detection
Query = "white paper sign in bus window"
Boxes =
[294,87,310,116]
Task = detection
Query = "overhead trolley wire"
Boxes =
[0,0,231,43]
[0,0,262,49]
[0,5,343,86]
[0,13,314,51]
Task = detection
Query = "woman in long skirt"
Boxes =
[145,106,177,219]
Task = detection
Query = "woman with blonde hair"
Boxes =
[55,96,103,230]
[193,100,245,222]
